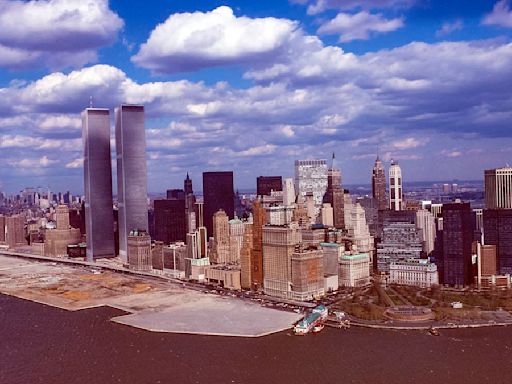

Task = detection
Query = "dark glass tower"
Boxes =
[154,199,187,244]
[115,105,149,263]
[322,153,344,229]
[82,108,115,261]
[256,176,282,196]
[483,209,512,274]
[202,171,234,236]
[442,202,474,286]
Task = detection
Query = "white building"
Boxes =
[294,159,328,219]
[416,209,436,256]
[266,205,294,226]
[344,195,374,263]
[283,177,296,207]
[321,203,334,227]
[389,160,403,211]
[389,258,439,288]
[338,253,371,288]
[485,167,512,209]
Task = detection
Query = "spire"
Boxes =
[331,152,337,170]
[186,172,190,181]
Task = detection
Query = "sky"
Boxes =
[0,0,511,194]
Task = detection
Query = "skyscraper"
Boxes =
[283,177,296,207]
[154,199,187,244]
[442,202,474,286]
[82,108,115,261]
[211,209,231,264]
[115,105,149,263]
[202,171,234,236]
[294,159,327,219]
[485,167,512,209]
[127,229,152,271]
[256,176,282,196]
[389,160,403,211]
[372,156,387,211]
[483,209,512,274]
[250,200,266,290]
[322,153,344,229]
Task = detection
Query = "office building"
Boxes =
[483,209,512,274]
[45,205,81,257]
[240,223,253,289]
[250,200,267,290]
[416,209,436,256]
[283,177,296,207]
[389,160,403,211]
[4,215,26,249]
[338,253,371,288]
[127,229,152,271]
[321,242,343,276]
[115,105,149,262]
[257,176,282,196]
[377,222,422,272]
[291,245,325,301]
[229,217,245,264]
[344,196,374,258]
[81,108,115,261]
[295,159,328,219]
[262,223,302,298]
[322,153,344,229]
[442,202,474,286]
[203,171,234,237]
[372,156,387,211]
[154,199,187,244]
[485,167,512,209]
[211,209,231,264]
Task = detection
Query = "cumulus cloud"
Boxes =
[318,11,404,42]
[8,155,58,168]
[483,0,512,28]
[65,158,84,169]
[0,0,123,69]
[132,6,300,73]
[291,0,415,14]
[436,20,464,37]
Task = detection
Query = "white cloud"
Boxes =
[132,6,300,73]
[65,158,84,168]
[483,0,512,28]
[389,137,428,150]
[290,0,415,15]
[40,115,81,131]
[8,155,57,168]
[0,0,123,69]
[318,11,404,42]
[436,20,464,37]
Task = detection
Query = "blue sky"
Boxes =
[0,0,511,194]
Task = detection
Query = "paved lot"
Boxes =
[0,255,301,337]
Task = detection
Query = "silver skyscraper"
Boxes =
[115,105,149,262]
[82,108,115,261]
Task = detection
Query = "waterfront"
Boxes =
[2,294,512,384]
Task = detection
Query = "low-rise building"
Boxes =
[338,253,371,287]
[204,265,241,290]
[389,258,439,288]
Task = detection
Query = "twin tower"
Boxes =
[82,105,148,263]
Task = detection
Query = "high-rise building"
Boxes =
[442,202,474,286]
[485,167,512,209]
[127,229,152,271]
[389,160,403,211]
[45,205,81,257]
[184,173,193,195]
[290,245,325,301]
[377,222,422,272]
[240,223,254,289]
[257,176,283,196]
[338,253,371,288]
[4,215,26,248]
[154,199,187,244]
[283,178,296,207]
[203,171,234,237]
[372,156,387,211]
[81,108,115,261]
[294,159,327,219]
[250,200,266,290]
[344,196,374,258]
[483,209,512,274]
[322,153,344,229]
[229,217,245,263]
[262,223,302,298]
[0,215,6,243]
[115,105,149,263]
[416,209,436,256]
[211,209,231,264]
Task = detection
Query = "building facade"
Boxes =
[483,209,512,274]
[115,105,149,263]
[389,160,403,211]
[372,156,387,211]
[257,176,282,196]
[389,259,439,287]
[154,199,187,244]
[294,159,327,219]
[338,253,371,287]
[127,229,152,271]
[485,167,512,209]
[82,108,115,261]
[203,171,234,237]
[291,245,325,301]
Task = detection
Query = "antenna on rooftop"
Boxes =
[89,96,93,108]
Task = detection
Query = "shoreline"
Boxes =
[2,251,512,334]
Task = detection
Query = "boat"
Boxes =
[429,327,440,336]
[312,324,324,333]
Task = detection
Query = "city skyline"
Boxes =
[0,0,511,192]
